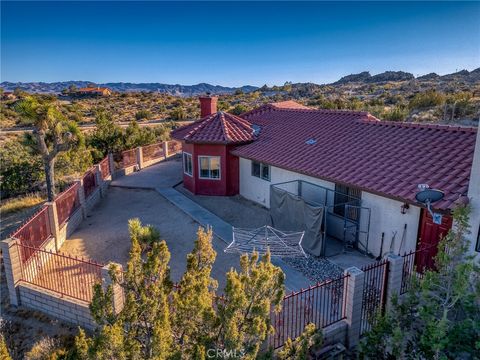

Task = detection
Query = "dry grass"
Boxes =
[0,193,45,216]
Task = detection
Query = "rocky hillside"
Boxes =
[0,81,257,96]
[2,68,478,96]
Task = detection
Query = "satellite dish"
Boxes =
[415,188,445,204]
[415,185,445,224]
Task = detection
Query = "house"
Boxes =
[77,87,112,96]
[172,96,480,260]
[2,91,17,100]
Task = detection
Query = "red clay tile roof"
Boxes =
[79,87,110,92]
[172,111,255,144]
[231,106,477,211]
[270,100,311,109]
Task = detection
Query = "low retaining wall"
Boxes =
[18,282,96,330]
[322,320,348,346]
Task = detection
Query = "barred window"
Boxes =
[334,184,361,221]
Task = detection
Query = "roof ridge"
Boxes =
[219,112,231,141]
[242,103,378,119]
[362,119,478,132]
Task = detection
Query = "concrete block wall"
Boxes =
[85,187,102,213]
[322,321,348,346]
[18,283,96,330]
[65,208,84,238]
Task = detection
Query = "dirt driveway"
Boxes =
[60,187,240,290]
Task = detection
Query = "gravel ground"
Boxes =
[282,256,343,284]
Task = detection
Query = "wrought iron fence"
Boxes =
[121,149,137,168]
[167,140,182,155]
[10,206,52,262]
[17,243,103,303]
[400,245,436,294]
[142,143,164,161]
[99,156,111,180]
[82,167,97,199]
[269,274,349,349]
[55,183,80,226]
[360,259,389,336]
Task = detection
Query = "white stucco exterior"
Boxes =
[239,157,421,257]
[466,126,480,258]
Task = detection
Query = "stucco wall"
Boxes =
[360,192,421,257]
[239,157,334,207]
[239,157,421,256]
[467,127,480,257]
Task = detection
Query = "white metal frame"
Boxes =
[251,160,271,181]
[198,155,221,180]
[183,152,193,177]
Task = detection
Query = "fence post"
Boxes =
[0,238,22,307]
[344,266,364,349]
[45,201,61,251]
[76,179,87,219]
[135,147,144,170]
[108,153,115,180]
[101,263,125,314]
[95,164,106,198]
[384,254,403,310]
[163,141,169,159]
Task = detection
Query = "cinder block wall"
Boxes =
[18,283,96,330]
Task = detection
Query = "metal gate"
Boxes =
[360,259,389,336]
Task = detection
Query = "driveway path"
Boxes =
[111,156,183,189]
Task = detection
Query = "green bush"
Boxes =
[0,139,43,198]
[135,109,152,121]
[409,90,445,110]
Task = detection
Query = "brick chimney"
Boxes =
[199,96,218,117]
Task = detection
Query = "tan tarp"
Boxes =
[270,186,324,256]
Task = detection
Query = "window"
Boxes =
[251,161,270,181]
[183,152,192,176]
[334,184,361,220]
[198,156,220,179]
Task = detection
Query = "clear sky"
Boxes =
[1,1,479,86]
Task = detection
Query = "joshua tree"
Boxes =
[16,96,83,201]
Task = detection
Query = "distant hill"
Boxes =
[2,68,479,95]
[0,81,258,96]
[334,68,480,85]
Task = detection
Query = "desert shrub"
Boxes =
[135,109,152,121]
[0,139,43,198]
[277,323,323,359]
[25,337,59,360]
[87,110,124,157]
[0,334,11,360]
[382,106,408,121]
[124,120,157,148]
[55,146,94,180]
[409,90,445,110]
[169,106,187,120]
[230,104,249,115]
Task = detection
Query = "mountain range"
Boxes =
[2,68,479,96]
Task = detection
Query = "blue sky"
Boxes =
[1,1,479,86]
